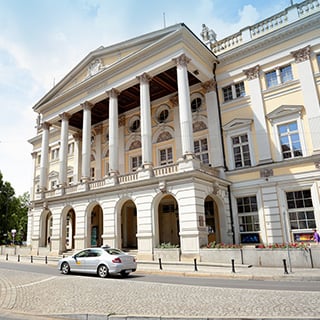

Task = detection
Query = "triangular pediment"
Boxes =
[48,171,59,178]
[266,105,304,121]
[222,118,253,131]
[33,23,195,110]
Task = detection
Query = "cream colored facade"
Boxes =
[27,0,320,259]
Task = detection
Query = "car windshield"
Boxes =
[103,248,123,255]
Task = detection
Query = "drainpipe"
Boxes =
[212,62,235,244]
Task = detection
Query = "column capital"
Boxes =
[93,124,103,135]
[137,72,152,84]
[169,95,179,107]
[59,112,71,121]
[31,151,37,159]
[173,54,191,67]
[81,101,94,111]
[291,45,311,63]
[72,132,82,141]
[201,79,216,93]
[243,65,260,80]
[119,115,126,127]
[106,88,120,98]
[40,122,51,130]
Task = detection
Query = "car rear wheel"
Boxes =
[61,262,70,275]
[98,264,109,278]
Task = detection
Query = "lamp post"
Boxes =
[11,229,16,244]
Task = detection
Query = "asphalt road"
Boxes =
[1,261,319,292]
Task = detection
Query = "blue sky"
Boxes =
[0,0,301,196]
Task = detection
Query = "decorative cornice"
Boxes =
[201,79,216,93]
[291,45,311,63]
[172,53,191,67]
[243,65,260,80]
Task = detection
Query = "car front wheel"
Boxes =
[98,264,109,278]
[61,262,70,275]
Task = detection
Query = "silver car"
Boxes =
[58,247,137,278]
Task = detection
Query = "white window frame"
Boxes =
[194,137,210,165]
[223,119,255,170]
[232,188,265,244]
[130,154,142,172]
[158,146,173,166]
[265,64,293,88]
[266,105,306,161]
[222,81,245,103]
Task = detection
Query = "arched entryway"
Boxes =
[88,204,103,247]
[121,200,137,249]
[205,196,220,243]
[40,210,52,248]
[61,208,76,252]
[158,195,180,246]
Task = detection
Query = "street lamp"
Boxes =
[11,229,17,244]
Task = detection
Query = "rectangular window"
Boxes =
[237,195,260,243]
[194,138,209,164]
[68,143,74,155]
[131,155,142,172]
[278,121,302,159]
[159,147,173,165]
[51,148,59,161]
[286,190,316,230]
[232,134,251,168]
[280,65,293,83]
[235,82,245,98]
[266,70,278,88]
[222,81,245,102]
[266,65,293,88]
[317,54,320,69]
[222,85,232,102]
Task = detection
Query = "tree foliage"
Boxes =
[0,172,29,244]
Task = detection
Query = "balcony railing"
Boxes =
[40,162,219,200]
[211,0,319,55]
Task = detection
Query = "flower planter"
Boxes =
[154,248,181,261]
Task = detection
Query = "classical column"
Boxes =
[39,122,50,191]
[173,54,194,157]
[137,73,153,168]
[72,133,82,184]
[59,112,70,186]
[118,116,125,174]
[202,79,224,170]
[94,125,103,179]
[81,102,93,182]
[107,89,120,175]
[291,45,320,153]
[243,65,272,164]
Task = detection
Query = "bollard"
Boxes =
[18,255,20,262]
[45,256,48,264]
[31,255,33,263]
[283,259,288,274]
[6,253,8,261]
[194,258,198,271]
[158,258,163,270]
[231,259,236,273]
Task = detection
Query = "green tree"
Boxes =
[0,172,29,245]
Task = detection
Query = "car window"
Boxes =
[104,248,123,255]
[75,250,89,258]
[88,249,102,257]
